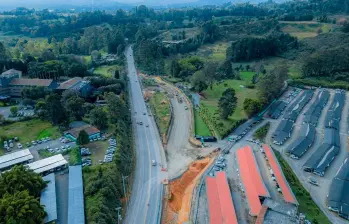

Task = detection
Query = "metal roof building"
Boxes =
[0,149,33,171]
[287,123,316,159]
[324,91,345,130]
[283,90,314,122]
[236,146,270,216]
[68,165,85,224]
[206,172,238,224]
[303,90,329,126]
[272,119,294,145]
[269,100,287,119]
[328,156,349,220]
[26,154,68,174]
[40,173,58,223]
[263,145,298,205]
[303,144,340,176]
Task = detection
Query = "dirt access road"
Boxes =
[156,79,216,179]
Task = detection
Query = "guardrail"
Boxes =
[156,184,164,224]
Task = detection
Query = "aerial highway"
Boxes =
[123,46,165,224]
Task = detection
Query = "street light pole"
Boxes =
[115,207,122,224]
[122,174,128,206]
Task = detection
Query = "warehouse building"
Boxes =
[287,123,316,159]
[26,154,68,175]
[268,100,287,119]
[272,119,294,145]
[40,173,58,223]
[328,156,349,220]
[206,172,238,224]
[304,91,345,176]
[236,146,270,216]
[68,165,85,224]
[65,125,101,141]
[303,89,329,126]
[283,90,314,122]
[0,149,33,171]
[324,90,345,130]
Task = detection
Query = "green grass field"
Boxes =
[94,65,120,78]
[280,21,335,39]
[149,92,171,138]
[194,109,211,136]
[195,41,230,60]
[0,119,60,144]
[274,150,331,224]
[200,72,258,137]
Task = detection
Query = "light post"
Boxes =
[115,207,122,224]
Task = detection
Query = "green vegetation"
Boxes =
[253,122,270,141]
[83,164,123,224]
[77,130,90,146]
[94,65,120,78]
[149,92,171,138]
[194,109,211,136]
[195,42,230,60]
[274,150,331,224]
[0,165,46,223]
[199,73,258,137]
[0,119,60,143]
[280,21,334,39]
[69,147,82,165]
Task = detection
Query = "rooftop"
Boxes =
[206,171,238,224]
[26,154,67,174]
[263,145,297,204]
[66,125,100,138]
[236,146,270,216]
[0,149,33,170]
[1,69,21,77]
[68,165,85,224]
[40,173,57,223]
[57,77,83,90]
[9,78,54,87]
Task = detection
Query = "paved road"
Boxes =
[124,46,165,224]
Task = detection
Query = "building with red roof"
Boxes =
[263,144,298,205]
[206,171,238,224]
[236,146,270,216]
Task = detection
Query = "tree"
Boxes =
[191,70,208,92]
[89,107,108,129]
[257,64,288,103]
[217,60,233,80]
[218,88,237,119]
[91,50,101,62]
[243,98,263,118]
[40,49,55,61]
[114,69,120,79]
[10,106,18,116]
[76,130,90,145]
[0,191,46,224]
[62,95,85,121]
[0,42,7,62]
[0,165,46,197]
[37,93,66,125]
[202,61,218,89]
[0,114,4,124]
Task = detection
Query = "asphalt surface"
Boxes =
[124,46,165,224]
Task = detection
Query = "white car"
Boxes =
[151,160,156,166]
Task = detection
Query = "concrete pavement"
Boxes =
[124,46,166,224]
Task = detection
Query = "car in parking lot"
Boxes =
[17,143,23,149]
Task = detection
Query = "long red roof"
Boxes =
[206,172,238,224]
[263,144,298,204]
[236,146,270,216]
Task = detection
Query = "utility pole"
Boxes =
[122,174,128,206]
[115,207,122,224]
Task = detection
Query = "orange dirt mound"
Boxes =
[165,157,214,224]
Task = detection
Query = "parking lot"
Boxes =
[266,88,349,224]
[0,105,35,120]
